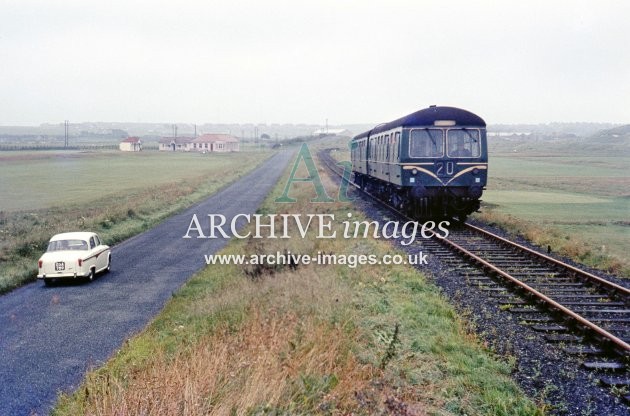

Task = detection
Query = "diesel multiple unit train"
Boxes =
[350,106,487,220]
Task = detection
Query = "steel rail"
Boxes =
[318,148,630,354]
[437,235,630,353]
[464,222,630,298]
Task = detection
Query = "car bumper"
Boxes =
[37,271,90,280]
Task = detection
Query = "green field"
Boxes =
[0,150,268,211]
[474,154,630,276]
[0,149,271,292]
[327,138,630,276]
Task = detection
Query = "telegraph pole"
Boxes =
[64,120,69,147]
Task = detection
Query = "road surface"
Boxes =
[0,150,294,415]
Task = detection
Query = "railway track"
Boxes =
[319,148,630,404]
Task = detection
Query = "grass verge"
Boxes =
[472,206,630,278]
[52,150,541,415]
[0,151,271,293]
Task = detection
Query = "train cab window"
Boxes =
[409,129,443,158]
[447,129,481,158]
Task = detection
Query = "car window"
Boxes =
[47,239,89,251]
[89,237,96,249]
[94,235,101,246]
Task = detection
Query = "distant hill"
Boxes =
[488,124,629,156]
[589,124,630,142]
[489,122,617,137]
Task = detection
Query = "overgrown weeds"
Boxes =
[474,208,629,277]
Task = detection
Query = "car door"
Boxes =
[86,236,97,271]
[92,235,107,271]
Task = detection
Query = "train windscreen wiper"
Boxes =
[425,128,438,155]
[462,127,478,143]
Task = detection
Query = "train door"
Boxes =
[385,133,392,182]
[367,135,373,178]
[431,129,452,180]
[360,140,366,175]
[391,131,401,185]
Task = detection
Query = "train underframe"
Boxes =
[354,173,481,221]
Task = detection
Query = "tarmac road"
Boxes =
[0,150,294,415]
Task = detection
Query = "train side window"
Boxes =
[395,132,400,159]
[375,137,378,161]
[380,136,383,161]
[380,136,384,161]
[409,129,444,158]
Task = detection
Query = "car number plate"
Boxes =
[55,262,65,271]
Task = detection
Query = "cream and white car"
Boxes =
[37,232,111,285]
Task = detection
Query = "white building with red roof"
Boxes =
[119,137,142,152]
[191,134,240,152]
[158,134,239,152]
[158,137,194,151]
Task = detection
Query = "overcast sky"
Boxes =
[1,0,629,125]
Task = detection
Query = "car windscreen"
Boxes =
[47,239,89,251]
[409,129,444,158]
[447,129,481,158]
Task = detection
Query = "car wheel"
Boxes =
[87,269,95,282]
[106,255,111,273]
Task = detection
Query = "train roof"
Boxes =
[353,106,486,140]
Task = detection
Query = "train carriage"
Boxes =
[351,105,487,220]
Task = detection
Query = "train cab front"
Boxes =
[404,125,488,218]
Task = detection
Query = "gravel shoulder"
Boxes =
[353,191,630,415]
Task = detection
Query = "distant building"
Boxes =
[158,137,194,151]
[119,137,142,152]
[311,128,353,137]
[158,134,239,152]
[192,134,239,152]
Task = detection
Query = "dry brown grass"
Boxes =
[474,208,628,277]
[78,307,373,415]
